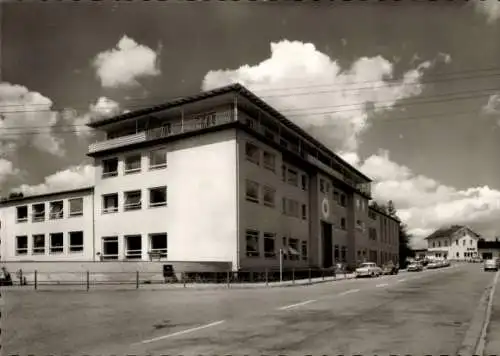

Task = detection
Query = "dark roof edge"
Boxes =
[0,186,94,205]
[87,83,371,183]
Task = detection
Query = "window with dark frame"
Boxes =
[286,168,298,186]
[69,231,84,252]
[301,174,308,191]
[245,180,260,203]
[124,154,142,174]
[288,238,300,261]
[102,236,119,260]
[263,233,276,258]
[124,190,142,211]
[32,203,45,222]
[263,151,276,172]
[301,204,307,220]
[50,233,64,254]
[149,233,168,257]
[16,206,28,223]
[245,142,260,165]
[301,240,308,261]
[102,158,118,178]
[149,186,167,207]
[32,234,45,255]
[263,186,276,207]
[149,149,167,169]
[245,229,260,257]
[49,200,64,219]
[16,235,28,255]
[125,235,142,259]
[102,193,119,213]
[341,218,346,230]
[68,198,84,217]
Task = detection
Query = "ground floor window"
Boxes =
[341,246,347,262]
[288,238,300,261]
[126,235,142,259]
[245,229,260,257]
[50,233,64,254]
[32,234,45,255]
[263,233,276,258]
[69,231,84,252]
[149,233,167,258]
[301,240,308,261]
[102,236,119,260]
[16,235,28,255]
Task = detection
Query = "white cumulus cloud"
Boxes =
[0,82,66,156]
[473,0,500,23]
[13,164,95,196]
[202,40,500,247]
[203,40,433,152]
[93,35,161,88]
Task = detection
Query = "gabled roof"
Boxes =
[424,225,481,240]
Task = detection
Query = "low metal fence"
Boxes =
[5,267,353,290]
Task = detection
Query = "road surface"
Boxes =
[3,263,500,355]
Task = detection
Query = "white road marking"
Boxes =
[376,283,389,288]
[474,270,500,356]
[278,299,316,310]
[339,288,360,296]
[397,278,406,282]
[138,320,225,344]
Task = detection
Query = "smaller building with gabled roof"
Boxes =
[425,225,481,260]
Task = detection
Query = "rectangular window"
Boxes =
[340,194,347,207]
[16,206,28,223]
[369,227,377,240]
[124,190,142,211]
[149,233,168,257]
[281,164,286,181]
[334,245,339,260]
[49,200,64,219]
[333,191,339,203]
[341,218,346,230]
[301,241,308,261]
[245,180,259,203]
[301,204,307,220]
[50,233,64,254]
[320,179,325,193]
[301,174,308,191]
[287,168,298,186]
[32,234,45,255]
[263,186,276,207]
[263,233,276,258]
[102,158,118,178]
[245,142,260,165]
[245,229,260,257]
[288,238,300,261]
[32,203,45,222]
[102,236,119,260]
[124,154,142,174]
[263,151,276,172]
[286,199,300,218]
[68,198,84,217]
[16,235,28,255]
[149,149,167,170]
[102,193,119,214]
[69,231,84,253]
[341,246,347,262]
[125,234,142,259]
[149,186,167,207]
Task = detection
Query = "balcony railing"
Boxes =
[88,110,234,154]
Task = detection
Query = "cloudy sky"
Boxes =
[2,1,500,247]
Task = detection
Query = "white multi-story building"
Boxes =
[425,225,481,260]
[0,84,400,271]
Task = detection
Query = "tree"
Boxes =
[386,200,397,217]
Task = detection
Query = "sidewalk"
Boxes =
[2,272,357,292]
[484,272,500,355]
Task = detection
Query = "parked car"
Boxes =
[0,266,13,286]
[484,258,499,272]
[427,261,440,269]
[407,261,424,272]
[355,262,382,278]
[442,260,451,267]
[382,261,399,275]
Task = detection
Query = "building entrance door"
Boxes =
[321,221,333,268]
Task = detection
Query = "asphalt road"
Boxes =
[4,263,500,355]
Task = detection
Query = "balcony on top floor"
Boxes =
[88,109,235,154]
[237,110,372,198]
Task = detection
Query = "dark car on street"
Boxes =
[381,261,399,275]
[0,266,13,286]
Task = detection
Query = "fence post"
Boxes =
[34,270,37,290]
[265,268,269,286]
[322,269,325,281]
[19,269,23,286]
[182,272,186,288]
[292,268,295,284]
[308,268,311,284]
[136,271,139,289]
[86,271,90,291]
[226,270,230,288]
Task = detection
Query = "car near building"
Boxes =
[355,262,382,278]
[0,84,400,275]
[483,258,499,272]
